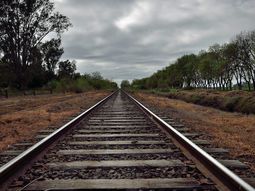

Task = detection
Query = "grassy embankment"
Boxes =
[133,91,255,171]
[139,89,255,114]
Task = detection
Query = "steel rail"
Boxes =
[123,90,254,191]
[0,90,117,186]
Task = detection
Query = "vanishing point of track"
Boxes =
[0,90,254,190]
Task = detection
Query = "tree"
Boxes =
[235,32,254,90]
[0,59,13,88]
[130,30,255,91]
[91,72,103,80]
[58,60,76,79]
[174,54,197,88]
[27,46,46,88]
[132,78,148,89]
[121,80,130,89]
[246,31,255,90]
[41,38,64,81]
[0,0,72,89]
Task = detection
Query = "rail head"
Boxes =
[123,90,254,191]
[0,90,117,186]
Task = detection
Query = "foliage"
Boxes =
[58,60,76,79]
[0,60,13,88]
[120,80,130,89]
[0,1,118,93]
[145,89,255,114]
[131,30,255,91]
[0,0,71,89]
[41,38,64,81]
[48,72,117,93]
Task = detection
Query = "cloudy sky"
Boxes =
[54,0,255,84]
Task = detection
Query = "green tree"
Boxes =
[58,60,76,79]
[27,46,46,88]
[91,72,103,80]
[121,80,130,89]
[175,54,197,88]
[0,0,71,89]
[130,30,255,91]
[41,38,64,81]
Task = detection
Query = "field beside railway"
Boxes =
[133,92,255,170]
[142,89,255,114]
[0,91,110,151]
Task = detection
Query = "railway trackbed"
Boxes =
[0,90,254,190]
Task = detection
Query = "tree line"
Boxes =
[0,0,117,93]
[130,30,255,91]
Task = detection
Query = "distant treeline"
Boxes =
[130,30,255,91]
[47,72,118,93]
[0,0,117,93]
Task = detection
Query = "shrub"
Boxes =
[237,97,255,114]
[188,94,202,104]
[69,78,91,93]
[223,96,241,112]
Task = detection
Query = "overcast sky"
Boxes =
[54,0,255,85]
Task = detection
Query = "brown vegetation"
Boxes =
[0,91,109,151]
[134,92,255,170]
[152,89,255,114]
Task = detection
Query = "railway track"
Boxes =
[0,90,254,190]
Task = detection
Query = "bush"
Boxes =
[237,97,255,114]
[189,94,203,104]
[46,80,59,92]
[200,95,222,108]
[223,96,241,112]
[69,78,91,93]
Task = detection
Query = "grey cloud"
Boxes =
[54,0,255,83]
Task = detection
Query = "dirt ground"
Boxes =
[0,91,110,151]
[134,92,255,171]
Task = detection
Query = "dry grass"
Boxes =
[0,91,109,151]
[134,92,255,170]
[164,89,255,114]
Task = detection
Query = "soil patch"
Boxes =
[0,91,110,151]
